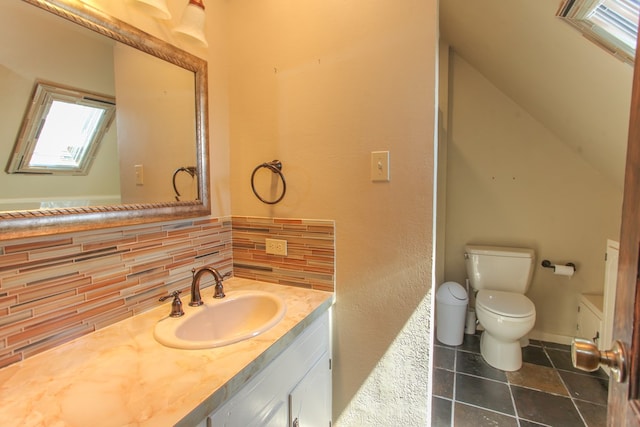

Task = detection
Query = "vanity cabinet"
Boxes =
[207,310,331,427]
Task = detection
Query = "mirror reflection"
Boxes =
[1,0,198,212]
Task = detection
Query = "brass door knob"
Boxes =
[571,338,627,383]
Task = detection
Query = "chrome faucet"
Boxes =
[190,267,228,306]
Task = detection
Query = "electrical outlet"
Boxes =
[265,238,288,256]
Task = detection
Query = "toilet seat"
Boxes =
[476,290,535,318]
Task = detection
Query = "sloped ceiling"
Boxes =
[440,0,634,189]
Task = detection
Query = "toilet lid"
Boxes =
[476,290,535,318]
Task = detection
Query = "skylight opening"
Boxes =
[30,101,106,168]
[557,0,640,65]
[7,81,115,175]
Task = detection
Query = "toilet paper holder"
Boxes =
[541,259,576,272]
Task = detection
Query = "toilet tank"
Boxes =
[464,245,535,293]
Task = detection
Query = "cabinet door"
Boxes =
[577,302,602,344]
[289,350,331,427]
[209,395,287,427]
[208,311,330,427]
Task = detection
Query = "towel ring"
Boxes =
[172,166,198,201]
[251,160,286,204]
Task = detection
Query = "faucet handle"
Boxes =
[213,271,229,299]
[159,290,184,317]
[159,289,182,301]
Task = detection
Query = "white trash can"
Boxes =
[436,281,468,346]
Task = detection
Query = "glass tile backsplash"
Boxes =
[0,216,335,368]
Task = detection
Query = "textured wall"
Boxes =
[226,1,437,422]
[335,294,432,426]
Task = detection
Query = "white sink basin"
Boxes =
[154,290,286,349]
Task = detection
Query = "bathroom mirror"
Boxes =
[0,0,210,239]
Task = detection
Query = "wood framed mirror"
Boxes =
[0,0,210,240]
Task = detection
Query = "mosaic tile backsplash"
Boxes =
[232,216,335,292]
[0,216,335,369]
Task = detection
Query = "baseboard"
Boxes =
[528,329,573,346]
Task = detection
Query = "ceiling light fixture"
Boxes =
[133,0,172,20]
[173,0,208,47]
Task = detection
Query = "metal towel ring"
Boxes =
[172,166,198,201]
[251,160,286,204]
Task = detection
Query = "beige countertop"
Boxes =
[0,278,334,427]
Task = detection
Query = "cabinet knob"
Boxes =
[292,418,299,427]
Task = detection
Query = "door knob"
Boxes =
[571,338,627,383]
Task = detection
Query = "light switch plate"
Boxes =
[371,151,390,182]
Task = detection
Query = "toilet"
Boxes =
[464,245,536,371]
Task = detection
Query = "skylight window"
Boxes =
[557,0,640,65]
[7,81,115,175]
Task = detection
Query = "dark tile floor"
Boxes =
[432,332,609,426]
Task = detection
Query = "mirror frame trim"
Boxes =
[1,0,211,240]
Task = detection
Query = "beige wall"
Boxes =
[440,1,633,190]
[114,44,197,204]
[435,41,450,286]
[444,53,623,340]
[226,1,437,423]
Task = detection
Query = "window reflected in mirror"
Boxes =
[0,0,210,239]
[7,81,116,175]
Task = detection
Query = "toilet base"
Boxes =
[480,331,523,371]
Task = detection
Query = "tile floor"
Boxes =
[432,332,609,426]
